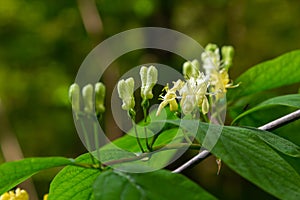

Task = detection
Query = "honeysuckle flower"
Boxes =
[180,74,209,115]
[82,84,94,114]
[0,188,29,200]
[69,83,80,114]
[95,82,106,114]
[156,79,184,116]
[202,44,238,98]
[117,77,135,111]
[140,66,158,99]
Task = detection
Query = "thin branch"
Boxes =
[258,109,300,131]
[172,150,211,173]
[172,109,300,173]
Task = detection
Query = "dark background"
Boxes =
[1,0,299,199]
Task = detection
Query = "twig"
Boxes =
[172,109,300,173]
[258,109,300,131]
[172,150,211,173]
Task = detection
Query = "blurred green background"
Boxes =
[0,0,299,199]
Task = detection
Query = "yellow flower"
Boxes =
[156,80,184,116]
[211,69,239,99]
[0,188,29,200]
[43,194,48,200]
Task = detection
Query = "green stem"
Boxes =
[132,118,145,153]
[79,119,92,153]
[93,118,101,164]
[149,132,161,149]
[142,100,151,151]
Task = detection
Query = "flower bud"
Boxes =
[183,60,200,79]
[82,84,93,114]
[205,43,218,53]
[117,78,135,111]
[140,66,158,99]
[221,46,234,70]
[183,61,194,78]
[204,43,220,67]
[95,82,106,114]
[68,83,80,113]
[140,66,147,89]
[191,59,200,70]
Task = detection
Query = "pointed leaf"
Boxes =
[228,50,300,100]
[48,153,100,200]
[0,157,73,194]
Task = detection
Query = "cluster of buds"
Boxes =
[69,82,106,117]
[0,188,29,200]
[117,66,158,116]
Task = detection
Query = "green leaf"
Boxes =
[93,170,216,200]
[0,157,73,194]
[232,94,300,124]
[170,120,300,199]
[246,127,300,157]
[228,50,300,100]
[48,153,100,200]
[202,125,300,199]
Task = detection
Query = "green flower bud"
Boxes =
[204,43,220,67]
[140,66,158,99]
[117,77,135,111]
[221,46,234,70]
[69,83,80,114]
[191,59,200,70]
[205,43,218,53]
[183,60,200,79]
[82,84,94,114]
[95,82,106,114]
[183,61,193,78]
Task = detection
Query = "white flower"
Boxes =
[180,74,209,115]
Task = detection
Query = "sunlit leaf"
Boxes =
[48,154,99,200]
[228,50,300,100]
